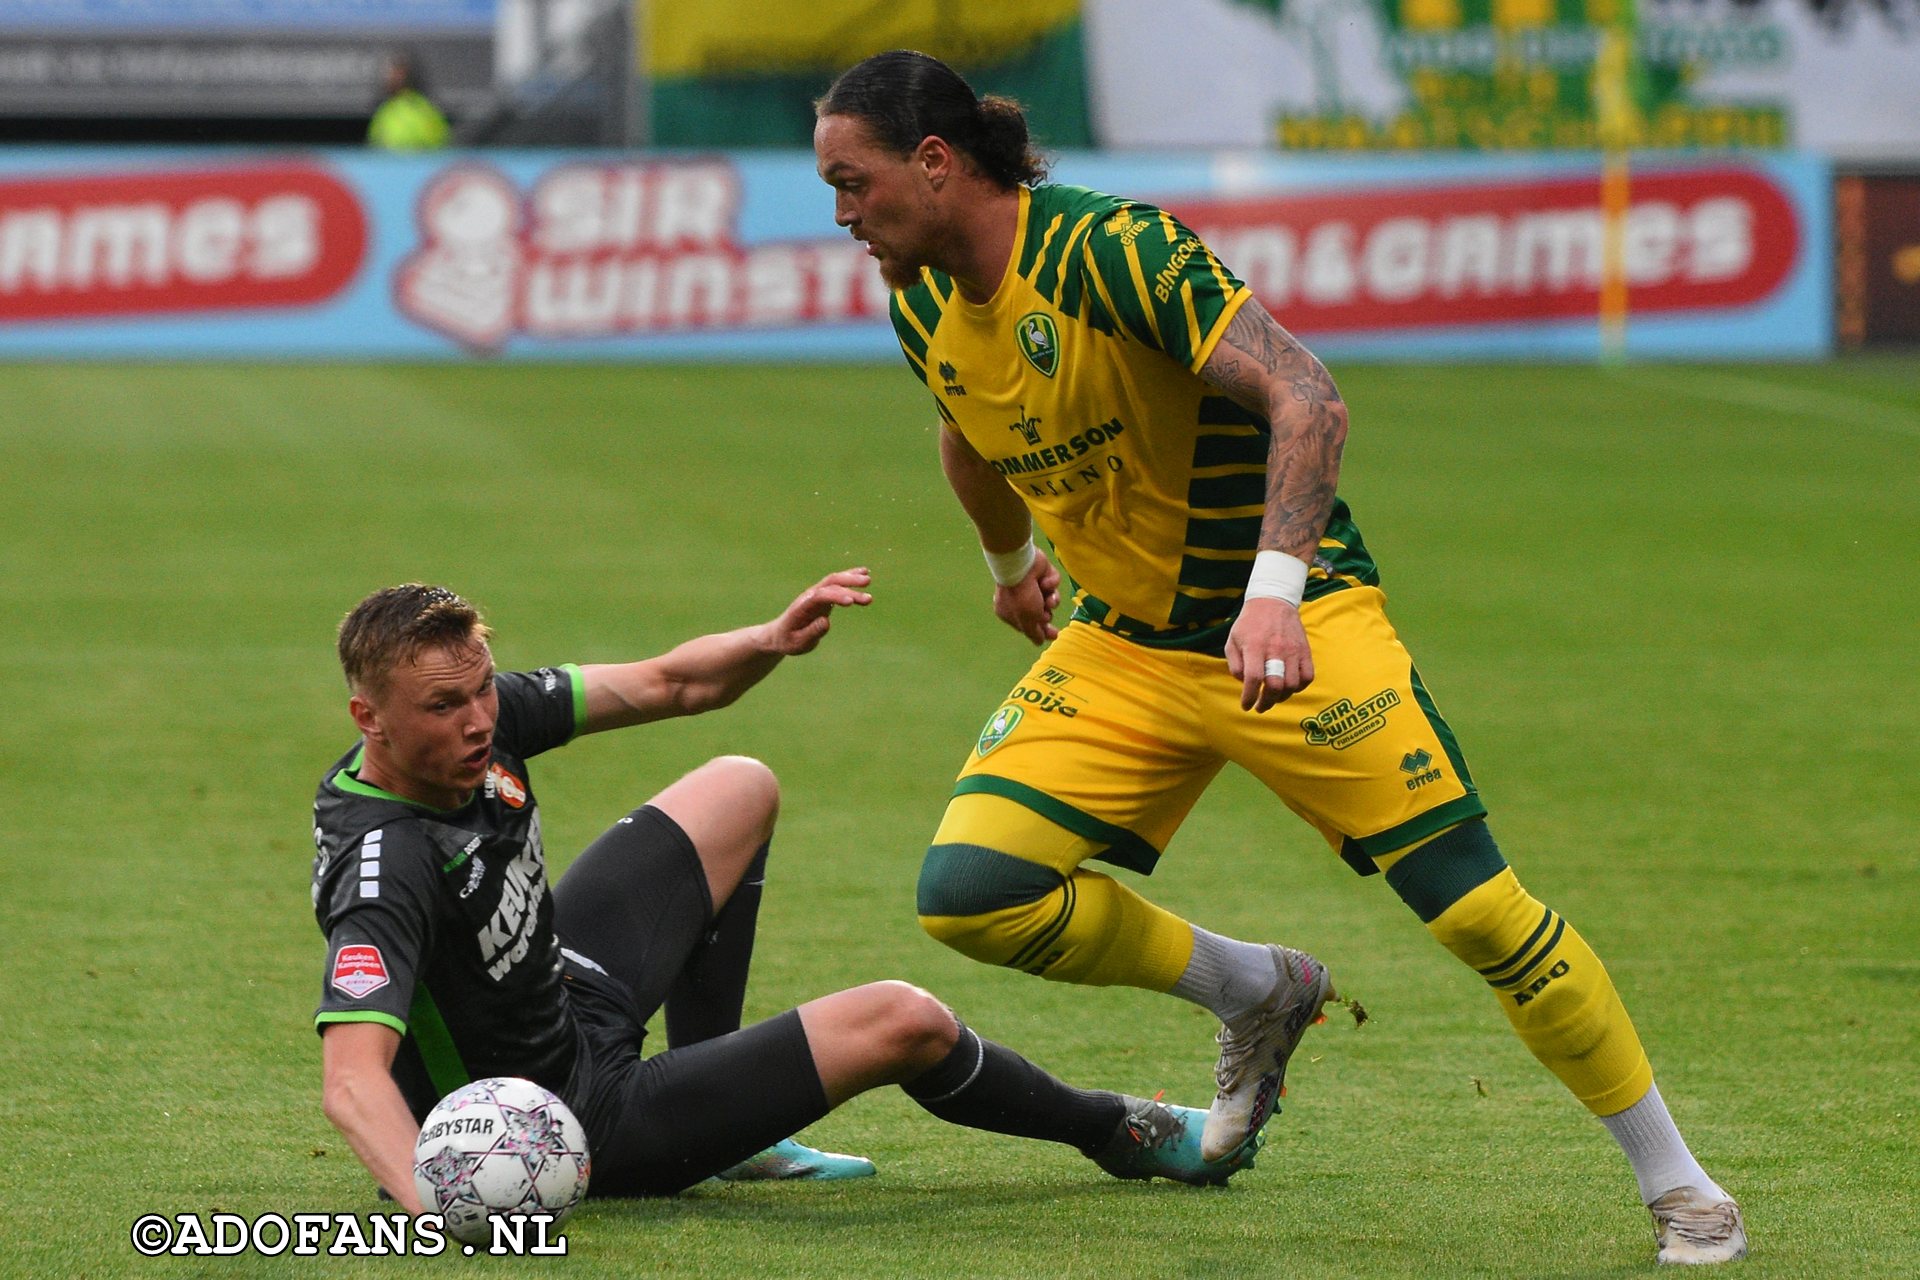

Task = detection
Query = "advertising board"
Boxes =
[1835,174,1920,348]
[0,148,1830,361]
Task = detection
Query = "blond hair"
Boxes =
[337,583,491,696]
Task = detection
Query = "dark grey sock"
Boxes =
[901,1022,1126,1152]
[665,842,768,1048]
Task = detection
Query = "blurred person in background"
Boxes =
[369,52,451,151]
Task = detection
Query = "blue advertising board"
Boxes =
[0,147,1831,362]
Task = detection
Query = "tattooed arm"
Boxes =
[1199,295,1350,711]
[1203,297,1349,562]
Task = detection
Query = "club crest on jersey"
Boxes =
[975,704,1024,756]
[487,763,528,808]
[1016,312,1059,378]
[331,944,390,998]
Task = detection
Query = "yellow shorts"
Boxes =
[953,586,1486,877]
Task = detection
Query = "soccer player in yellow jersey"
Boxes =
[814,50,1745,1265]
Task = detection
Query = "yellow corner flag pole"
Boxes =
[1593,1,1639,364]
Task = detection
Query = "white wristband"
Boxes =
[1244,550,1308,608]
[983,539,1037,587]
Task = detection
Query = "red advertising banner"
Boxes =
[393,161,890,352]
[0,163,366,323]
[0,148,1829,360]
[1177,168,1800,333]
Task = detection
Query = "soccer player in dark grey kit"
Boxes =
[312,572,1257,1208]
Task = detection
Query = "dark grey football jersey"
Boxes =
[311,665,586,1120]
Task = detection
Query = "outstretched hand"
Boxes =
[993,549,1062,646]
[1225,596,1315,711]
[765,567,874,656]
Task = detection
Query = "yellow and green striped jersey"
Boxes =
[890,183,1378,653]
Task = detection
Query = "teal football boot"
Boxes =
[1090,1095,1261,1187]
[714,1138,877,1182]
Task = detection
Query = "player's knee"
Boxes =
[1425,868,1541,972]
[918,906,1020,966]
[861,980,959,1067]
[916,842,1064,967]
[1383,818,1510,926]
[698,754,781,840]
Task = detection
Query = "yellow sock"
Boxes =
[917,793,1194,991]
[1424,867,1653,1115]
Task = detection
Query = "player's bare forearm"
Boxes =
[940,425,1032,553]
[583,627,781,725]
[320,1023,425,1214]
[940,428,1059,642]
[579,569,873,729]
[1201,297,1349,562]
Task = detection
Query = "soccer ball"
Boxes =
[412,1077,591,1246]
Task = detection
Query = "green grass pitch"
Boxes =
[3,357,1915,1278]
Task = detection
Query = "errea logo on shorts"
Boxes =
[1300,688,1401,749]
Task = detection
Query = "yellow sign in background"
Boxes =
[646,0,1091,146]
[648,0,1081,75]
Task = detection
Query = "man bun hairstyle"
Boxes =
[338,583,491,695]
[817,49,1048,189]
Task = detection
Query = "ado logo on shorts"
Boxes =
[975,704,1024,756]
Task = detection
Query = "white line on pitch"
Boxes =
[1618,366,1920,441]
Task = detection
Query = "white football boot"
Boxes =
[1650,1186,1748,1265]
[1200,944,1334,1162]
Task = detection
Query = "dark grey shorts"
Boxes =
[553,805,828,1195]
